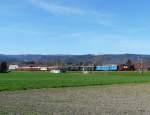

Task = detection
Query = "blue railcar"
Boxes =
[96,65,118,71]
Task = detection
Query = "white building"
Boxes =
[9,65,19,70]
[40,67,47,71]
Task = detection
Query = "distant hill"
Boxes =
[0,54,150,66]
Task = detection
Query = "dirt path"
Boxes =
[1,84,150,115]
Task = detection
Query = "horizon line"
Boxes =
[0,53,150,56]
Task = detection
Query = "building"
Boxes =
[9,65,19,70]
[134,63,148,71]
[40,67,47,71]
[17,66,40,71]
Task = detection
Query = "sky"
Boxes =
[0,0,150,54]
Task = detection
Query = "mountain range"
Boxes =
[0,54,150,66]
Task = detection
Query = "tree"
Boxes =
[126,59,134,71]
[0,61,9,73]
[126,59,132,67]
[130,65,135,71]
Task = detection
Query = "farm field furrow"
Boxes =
[1,84,150,115]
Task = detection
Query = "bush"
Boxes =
[0,61,9,73]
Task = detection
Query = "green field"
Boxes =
[0,71,150,91]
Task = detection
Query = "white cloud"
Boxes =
[97,19,150,34]
[30,0,113,19]
[117,26,150,34]
[31,0,85,16]
[30,0,150,35]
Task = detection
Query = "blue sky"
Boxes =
[0,0,150,54]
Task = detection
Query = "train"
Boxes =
[95,65,118,71]
[14,64,138,72]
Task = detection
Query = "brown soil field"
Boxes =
[1,84,150,115]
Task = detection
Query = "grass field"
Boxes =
[0,71,150,91]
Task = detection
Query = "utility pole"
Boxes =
[140,57,143,75]
[138,56,143,75]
